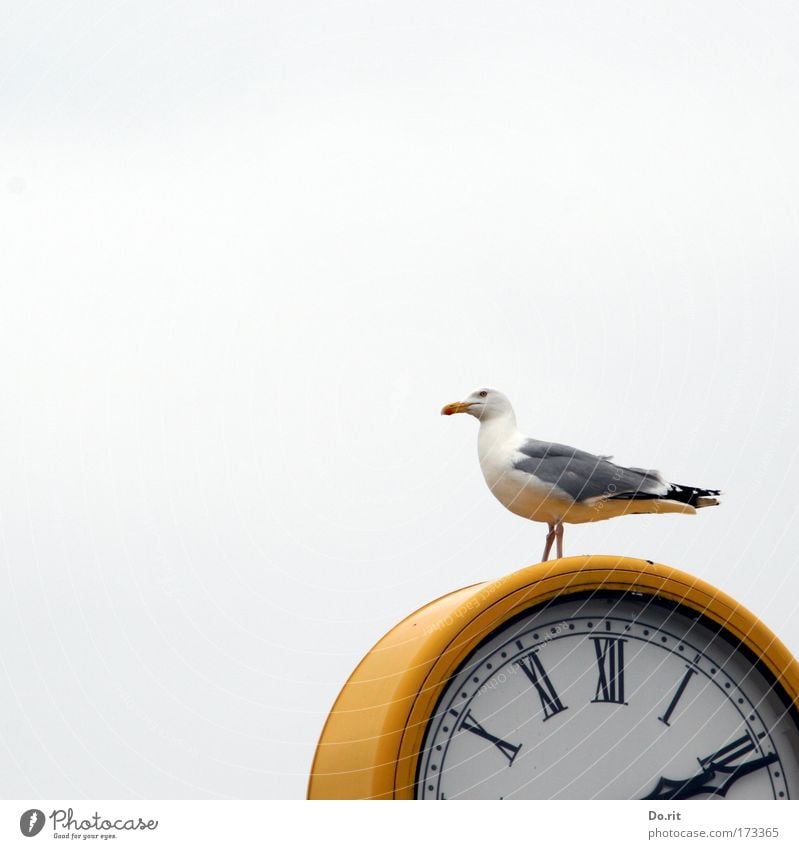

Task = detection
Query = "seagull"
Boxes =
[441,387,721,561]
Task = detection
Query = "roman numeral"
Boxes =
[642,730,778,800]
[658,665,698,726]
[698,732,756,771]
[517,651,568,720]
[460,709,521,765]
[591,637,627,704]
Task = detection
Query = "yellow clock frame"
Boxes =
[307,555,799,799]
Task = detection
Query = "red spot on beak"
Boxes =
[441,402,471,416]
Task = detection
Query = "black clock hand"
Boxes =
[642,751,779,800]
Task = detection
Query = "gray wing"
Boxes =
[513,439,667,503]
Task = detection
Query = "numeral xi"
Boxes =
[517,651,568,720]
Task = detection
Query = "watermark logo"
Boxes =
[18,807,159,838]
[19,809,46,837]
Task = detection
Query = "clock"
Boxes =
[308,556,799,799]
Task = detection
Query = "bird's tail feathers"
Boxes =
[606,481,721,509]
[665,484,722,509]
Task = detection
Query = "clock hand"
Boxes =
[642,751,779,800]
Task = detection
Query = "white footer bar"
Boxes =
[2,800,796,848]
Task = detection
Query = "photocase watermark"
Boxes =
[18,807,158,839]
[424,573,515,637]
[20,809,46,837]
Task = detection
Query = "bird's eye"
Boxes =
[478,390,488,398]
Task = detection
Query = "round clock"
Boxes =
[308,557,799,800]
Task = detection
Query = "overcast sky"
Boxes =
[2,1,799,799]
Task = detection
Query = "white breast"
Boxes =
[477,420,572,525]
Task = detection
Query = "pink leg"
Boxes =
[542,523,556,562]
[555,522,564,559]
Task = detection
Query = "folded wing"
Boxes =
[514,440,670,503]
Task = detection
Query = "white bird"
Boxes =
[441,388,721,561]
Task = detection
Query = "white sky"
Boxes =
[2,1,799,799]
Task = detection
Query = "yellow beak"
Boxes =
[441,401,474,416]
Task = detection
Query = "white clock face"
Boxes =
[417,592,799,799]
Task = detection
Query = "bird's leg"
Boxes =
[542,523,556,562]
[555,522,564,559]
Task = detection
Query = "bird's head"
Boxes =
[440,388,513,422]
